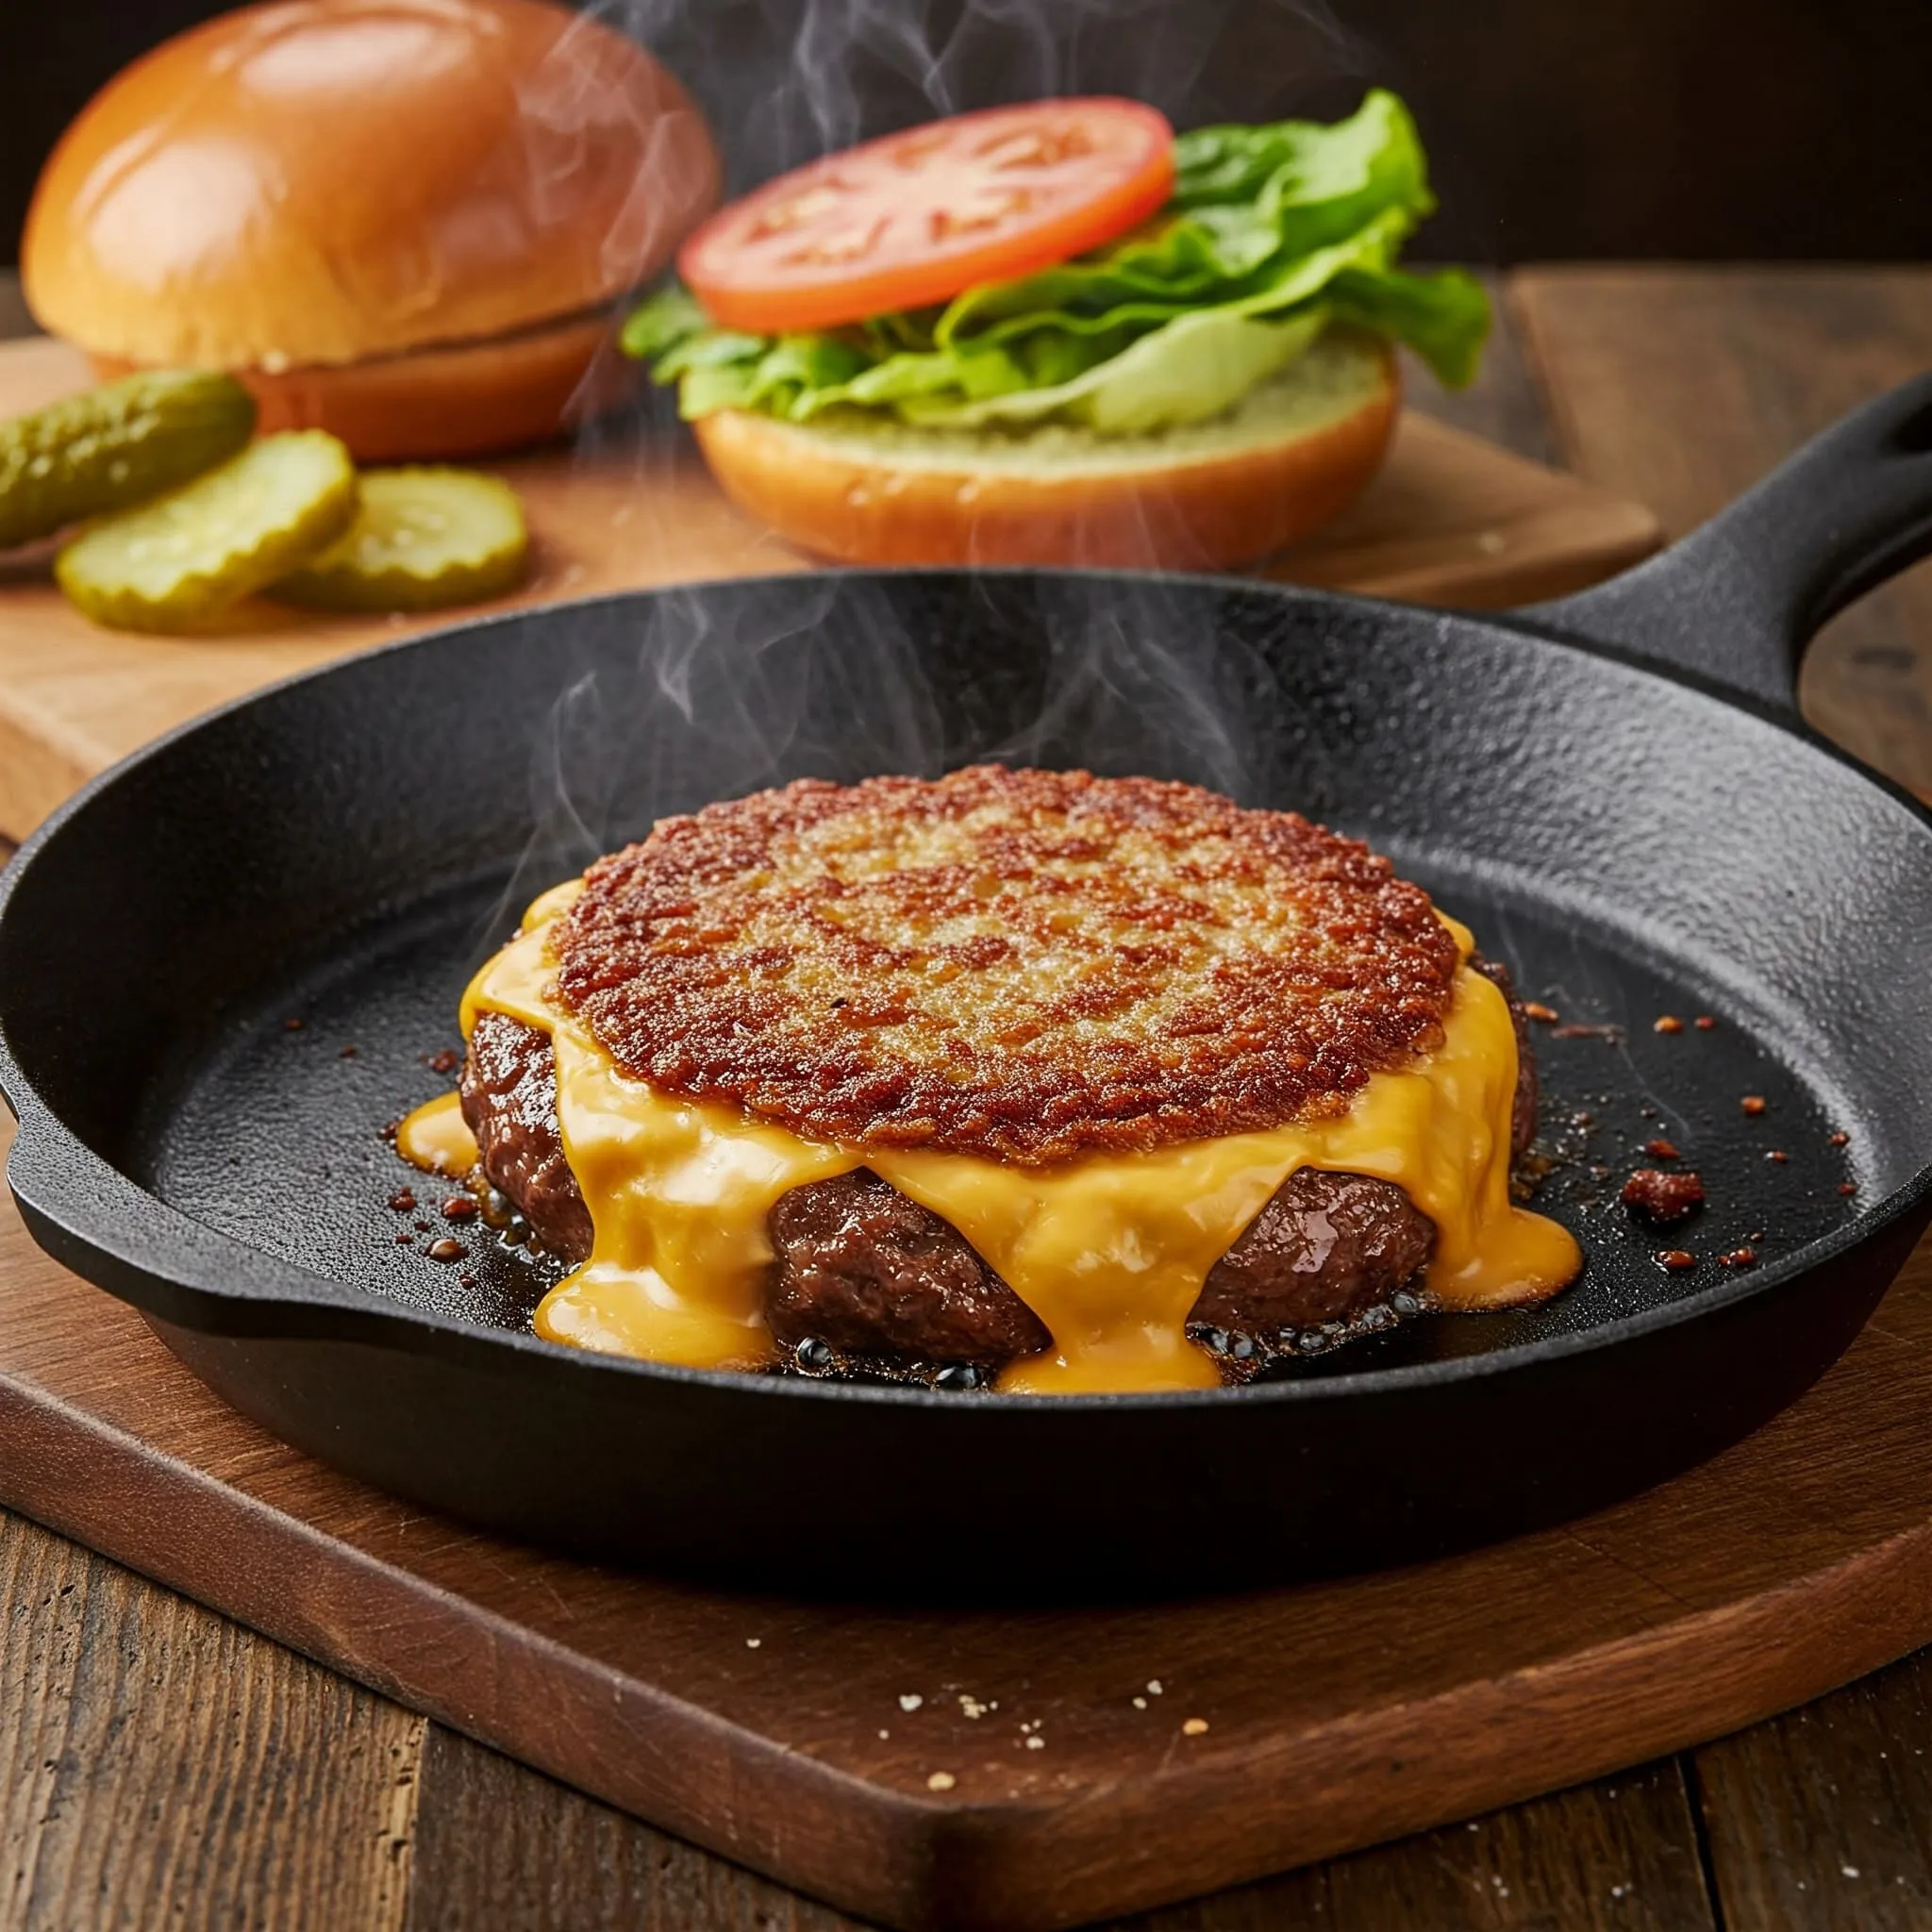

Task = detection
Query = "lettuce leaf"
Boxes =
[622,89,1488,433]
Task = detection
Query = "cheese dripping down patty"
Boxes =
[398,879,1581,1394]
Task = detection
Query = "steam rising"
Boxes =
[491,0,1381,922]
[582,0,1369,190]
[497,568,1339,927]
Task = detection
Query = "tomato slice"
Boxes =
[678,99,1174,335]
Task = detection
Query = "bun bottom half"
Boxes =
[91,312,633,463]
[691,333,1398,571]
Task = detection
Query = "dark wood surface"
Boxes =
[11,1120,1932,1928]
[1,267,1930,1928]
[0,325,1660,843]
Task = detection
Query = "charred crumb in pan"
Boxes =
[552,766,1461,1163]
[1621,1167,1705,1224]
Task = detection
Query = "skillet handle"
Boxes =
[1522,372,1932,717]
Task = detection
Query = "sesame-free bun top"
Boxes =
[23,0,721,373]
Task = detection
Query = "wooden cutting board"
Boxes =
[0,337,1660,842]
[3,1110,1931,1931]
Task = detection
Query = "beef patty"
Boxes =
[459,1011,592,1261]
[552,766,1463,1163]
[458,957,1537,1376]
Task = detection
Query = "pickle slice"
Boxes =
[0,370,256,551]
[56,432,358,634]
[272,468,529,613]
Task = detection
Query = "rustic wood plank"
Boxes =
[406,1724,858,1932]
[405,1725,1715,1932]
[1690,1647,1932,1929]
[0,1504,421,1930]
[1509,265,1932,796]
[0,273,33,343]
[1399,273,1557,468]
[1125,1764,1713,1931]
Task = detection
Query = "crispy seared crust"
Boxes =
[554,766,1460,1163]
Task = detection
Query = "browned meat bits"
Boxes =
[552,767,1462,1163]
[1622,1168,1706,1224]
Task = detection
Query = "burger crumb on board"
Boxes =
[1654,1014,1684,1034]
[1741,1094,1767,1115]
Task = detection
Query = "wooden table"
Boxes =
[2,265,1930,1930]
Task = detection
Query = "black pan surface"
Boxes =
[3,377,1931,1597]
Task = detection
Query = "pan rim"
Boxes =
[3,566,1930,1417]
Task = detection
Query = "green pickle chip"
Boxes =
[272,467,529,613]
[0,369,257,551]
[57,431,358,634]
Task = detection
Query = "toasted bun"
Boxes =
[691,334,1399,570]
[25,0,718,454]
[89,312,631,463]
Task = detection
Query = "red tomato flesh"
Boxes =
[679,99,1175,335]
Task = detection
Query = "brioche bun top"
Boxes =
[23,0,720,371]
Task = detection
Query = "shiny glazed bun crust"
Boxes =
[24,0,720,455]
[87,312,627,462]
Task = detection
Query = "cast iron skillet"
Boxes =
[3,378,1931,1598]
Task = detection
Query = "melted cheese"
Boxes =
[396,1091,479,1175]
[400,883,1581,1393]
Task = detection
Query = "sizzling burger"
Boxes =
[399,769,1580,1394]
